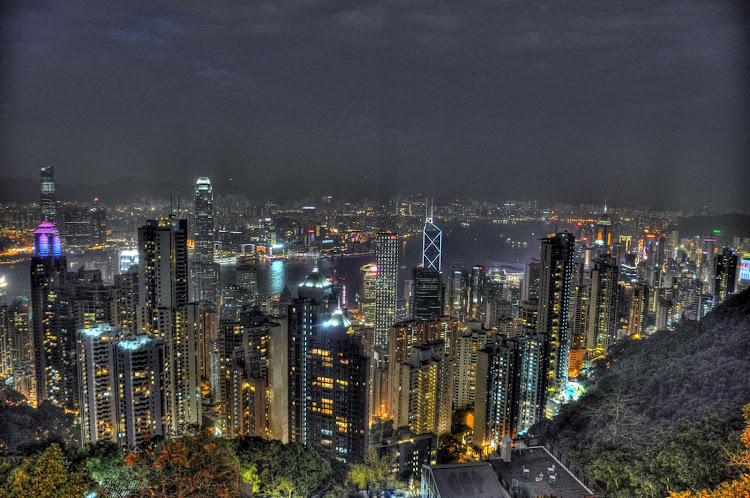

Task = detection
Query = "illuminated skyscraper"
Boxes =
[78,324,121,444]
[116,335,165,448]
[137,217,199,431]
[586,255,619,356]
[411,268,443,321]
[375,232,398,350]
[40,166,56,223]
[359,263,378,326]
[521,260,541,302]
[422,208,442,272]
[714,248,737,304]
[30,220,76,408]
[537,232,575,393]
[193,177,219,302]
[594,206,612,249]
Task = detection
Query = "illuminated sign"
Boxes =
[740,256,750,281]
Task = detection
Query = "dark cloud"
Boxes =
[1,0,747,207]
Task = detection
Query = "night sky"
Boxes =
[1,1,748,207]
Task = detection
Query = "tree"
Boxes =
[237,437,332,496]
[125,427,244,497]
[1,444,91,498]
[345,447,402,491]
[669,404,750,498]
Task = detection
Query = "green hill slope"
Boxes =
[534,289,750,496]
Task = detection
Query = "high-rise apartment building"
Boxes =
[78,324,121,444]
[714,248,737,305]
[40,166,56,223]
[115,335,165,448]
[375,232,399,350]
[586,255,619,356]
[537,232,575,393]
[474,333,548,453]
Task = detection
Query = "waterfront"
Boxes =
[0,220,556,302]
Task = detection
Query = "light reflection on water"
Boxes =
[1,221,551,301]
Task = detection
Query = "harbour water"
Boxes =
[0,221,555,302]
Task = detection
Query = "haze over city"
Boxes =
[1,0,748,207]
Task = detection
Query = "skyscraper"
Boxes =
[375,232,398,350]
[116,335,165,448]
[137,217,199,431]
[714,248,737,305]
[411,268,443,321]
[30,220,76,408]
[422,209,442,272]
[586,255,620,356]
[193,177,219,302]
[78,324,121,445]
[40,166,56,223]
[537,232,575,393]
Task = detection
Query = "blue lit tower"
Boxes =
[40,166,56,223]
[537,232,575,394]
[30,220,75,407]
[422,205,442,272]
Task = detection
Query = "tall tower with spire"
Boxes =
[40,166,56,223]
[422,201,442,272]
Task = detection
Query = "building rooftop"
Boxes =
[424,461,506,498]
[490,446,595,498]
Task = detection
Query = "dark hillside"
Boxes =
[533,289,750,496]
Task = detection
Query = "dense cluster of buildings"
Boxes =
[0,167,749,487]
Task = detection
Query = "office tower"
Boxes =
[594,208,612,248]
[411,268,443,321]
[468,265,488,320]
[537,232,575,393]
[192,177,219,303]
[40,166,56,223]
[119,250,139,274]
[78,324,121,444]
[447,265,468,320]
[194,177,214,264]
[586,255,620,356]
[300,206,317,246]
[236,264,258,304]
[714,248,738,304]
[375,232,398,350]
[521,260,541,302]
[197,303,219,383]
[30,220,76,408]
[62,206,92,250]
[267,316,289,442]
[455,322,492,410]
[304,309,368,463]
[116,335,165,448]
[359,263,378,326]
[90,197,107,247]
[422,209,442,271]
[474,334,548,453]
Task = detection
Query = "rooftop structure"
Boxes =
[421,461,506,498]
[489,438,601,498]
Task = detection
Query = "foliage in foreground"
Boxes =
[669,403,750,498]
